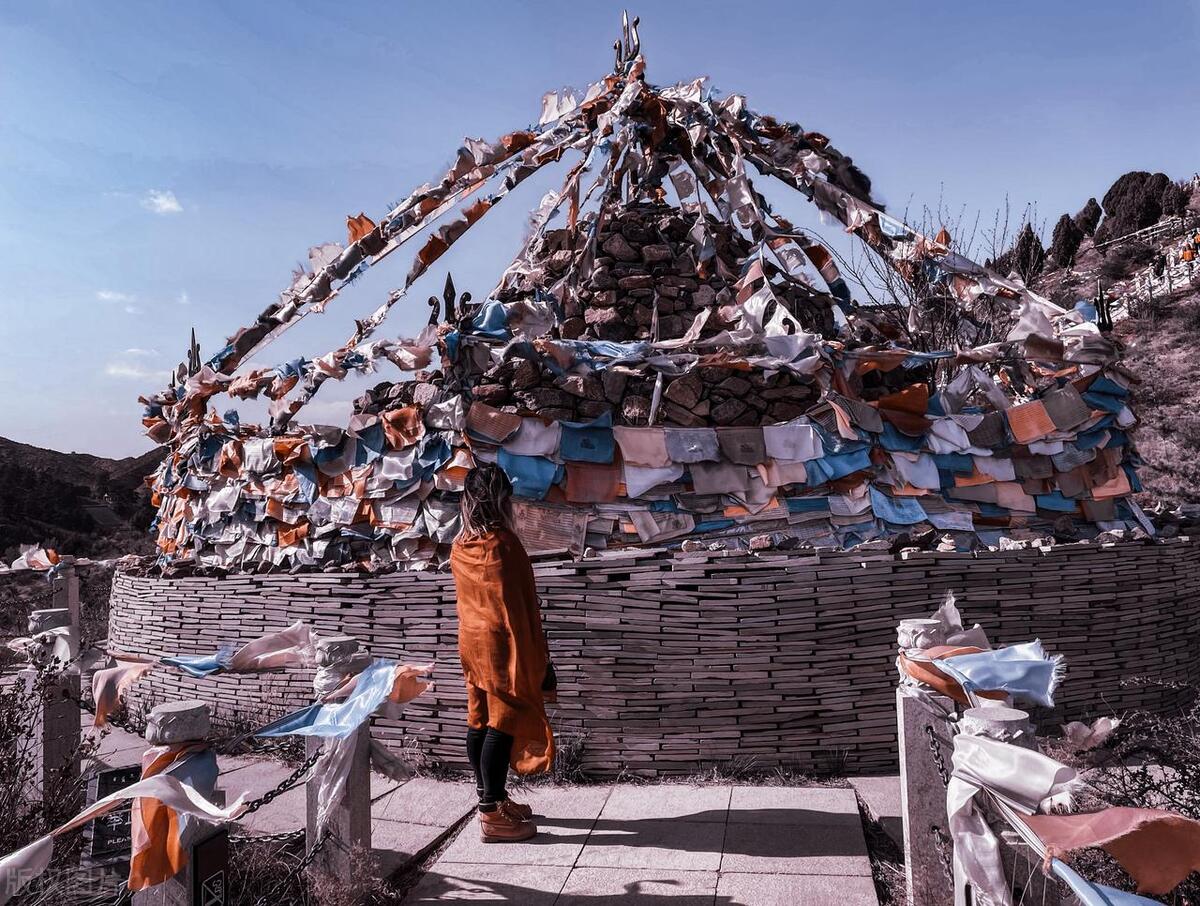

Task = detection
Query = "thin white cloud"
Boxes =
[141,189,183,215]
[177,290,190,305]
[104,360,167,381]
[97,289,134,303]
[123,347,160,357]
[124,304,142,315]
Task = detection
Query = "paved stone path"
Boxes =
[406,783,880,905]
[88,723,889,903]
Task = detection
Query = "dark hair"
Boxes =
[459,463,514,538]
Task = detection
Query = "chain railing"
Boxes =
[924,721,957,884]
[250,827,331,906]
[236,749,321,818]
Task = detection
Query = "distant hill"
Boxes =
[1020,172,1200,503]
[0,436,164,560]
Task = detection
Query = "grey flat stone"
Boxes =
[234,785,305,835]
[513,783,614,823]
[717,871,879,905]
[405,862,570,903]
[727,785,858,823]
[719,819,873,876]
[369,769,405,801]
[598,783,730,823]
[576,820,724,872]
[88,724,145,767]
[558,867,717,904]
[377,777,478,826]
[217,758,294,792]
[372,818,450,877]
[849,775,903,849]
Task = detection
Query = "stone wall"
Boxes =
[108,539,1200,776]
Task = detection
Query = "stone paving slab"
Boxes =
[405,863,571,904]
[849,775,903,850]
[374,817,459,878]
[728,785,858,821]
[719,818,873,877]
[436,784,613,866]
[557,867,717,904]
[377,777,478,826]
[576,820,725,871]
[599,784,731,823]
[412,784,879,904]
[716,871,879,905]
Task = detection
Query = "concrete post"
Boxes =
[52,556,81,629]
[132,701,227,906]
[306,635,372,888]
[20,665,82,810]
[897,688,956,906]
[958,706,1035,748]
[20,606,82,813]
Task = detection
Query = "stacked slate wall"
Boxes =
[109,539,1200,776]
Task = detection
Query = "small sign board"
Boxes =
[83,765,140,869]
[192,830,229,906]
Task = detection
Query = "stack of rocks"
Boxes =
[353,200,822,427]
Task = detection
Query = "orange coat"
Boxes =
[450,527,555,774]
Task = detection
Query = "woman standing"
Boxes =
[449,463,556,842]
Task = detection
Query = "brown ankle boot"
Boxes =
[479,801,537,843]
[504,797,533,820]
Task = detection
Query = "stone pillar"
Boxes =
[21,607,82,811]
[306,635,371,888]
[897,688,956,906]
[133,701,227,906]
[20,664,82,810]
[52,556,81,629]
[958,707,1035,748]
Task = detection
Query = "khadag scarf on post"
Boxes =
[252,659,431,832]
[936,640,1064,707]
[0,773,245,904]
[254,659,431,738]
[946,733,1080,906]
[129,744,218,891]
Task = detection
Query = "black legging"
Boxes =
[466,726,514,809]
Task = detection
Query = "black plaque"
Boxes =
[83,765,141,868]
[192,829,229,906]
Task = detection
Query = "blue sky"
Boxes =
[1,0,1197,457]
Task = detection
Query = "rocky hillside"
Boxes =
[0,436,164,560]
[1014,171,1200,504]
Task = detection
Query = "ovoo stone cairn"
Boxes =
[138,18,1146,575]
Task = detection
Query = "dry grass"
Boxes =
[1118,292,1200,504]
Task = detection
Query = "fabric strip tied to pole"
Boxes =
[0,775,246,904]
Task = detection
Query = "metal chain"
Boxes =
[251,827,331,906]
[925,722,956,883]
[930,824,957,883]
[925,723,951,787]
[238,749,321,817]
[230,828,305,845]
